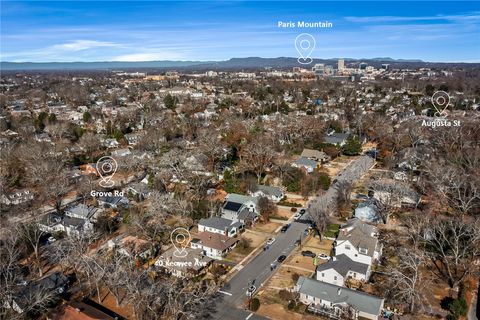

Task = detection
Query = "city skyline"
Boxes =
[1,1,479,63]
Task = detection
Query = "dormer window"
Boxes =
[345,245,351,250]
[359,248,368,254]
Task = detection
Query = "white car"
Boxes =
[266,238,276,245]
[47,236,57,243]
[293,212,302,220]
[317,253,330,260]
[246,285,256,297]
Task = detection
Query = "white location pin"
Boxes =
[431,91,450,117]
[295,33,316,65]
[96,156,118,188]
[171,227,191,258]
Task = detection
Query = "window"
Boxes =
[345,245,351,250]
[334,276,337,280]
[359,248,368,254]
[321,273,325,277]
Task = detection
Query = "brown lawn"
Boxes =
[252,221,283,234]
[300,236,334,256]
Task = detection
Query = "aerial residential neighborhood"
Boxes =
[1,1,480,320]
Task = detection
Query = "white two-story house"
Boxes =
[316,254,370,286]
[198,217,243,237]
[334,218,381,266]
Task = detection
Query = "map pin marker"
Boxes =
[96,156,117,188]
[295,33,316,65]
[431,91,450,117]
[171,227,191,258]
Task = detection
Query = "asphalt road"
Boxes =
[211,155,375,319]
[309,155,375,212]
[213,220,309,319]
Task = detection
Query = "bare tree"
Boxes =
[238,139,276,183]
[16,222,45,277]
[309,202,331,239]
[388,249,427,313]
[422,217,480,290]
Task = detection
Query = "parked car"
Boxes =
[277,255,287,263]
[280,224,290,233]
[270,262,277,271]
[301,250,316,258]
[317,253,330,260]
[246,285,256,297]
[266,238,276,245]
[294,239,301,246]
[299,208,306,215]
[293,212,302,220]
[47,236,57,243]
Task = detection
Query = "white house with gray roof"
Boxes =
[248,184,284,202]
[295,276,384,320]
[292,157,318,173]
[334,218,381,266]
[316,254,370,286]
[198,217,243,237]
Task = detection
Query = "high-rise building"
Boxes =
[381,64,390,71]
[313,63,325,76]
[338,59,345,71]
[325,65,334,75]
[359,62,368,70]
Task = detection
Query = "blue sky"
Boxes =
[1,1,479,62]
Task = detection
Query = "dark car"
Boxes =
[301,250,316,258]
[280,224,290,233]
[277,255,287,263]
[299,209,306,215]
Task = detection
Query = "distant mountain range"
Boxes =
[1,57,478,71]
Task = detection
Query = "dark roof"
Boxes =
[237,208,259,221]
[198,217,233,230]
[223,201,243,212]
[316,254,369,277]
[324,133,349,145]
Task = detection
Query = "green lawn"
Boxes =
[323,223,340,238]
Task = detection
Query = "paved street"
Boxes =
[309,155,375,211]
[213,221,309,319]
[211,155,375,319]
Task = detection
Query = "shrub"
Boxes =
[279,289,293,301]
[250,298,260,311]
[449,297,467,319]
[291,272,300,283]
[287,300,296,310]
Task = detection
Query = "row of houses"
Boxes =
[155,186,284,277]
[295,218,384,320]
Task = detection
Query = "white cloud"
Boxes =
[344,12,480,23]
[50,40,119,51]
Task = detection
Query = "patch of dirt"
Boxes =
[252,221,282,234]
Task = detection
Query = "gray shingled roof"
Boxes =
[227,193,258,205]
[296,276,383,316]
[294,157,317,168]
[316,254,369,277]
[324,133,349,145]
[256,185,283,197]
[198,217,233,230]
[336,218,378,257]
